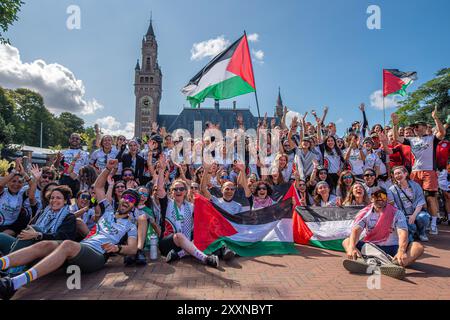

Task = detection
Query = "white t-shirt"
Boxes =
[344,148,365,175]
[89,148,119,171]
[0,188,27,226]
[61,149,90,175]
[403,135,439,171]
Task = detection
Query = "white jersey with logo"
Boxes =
[81,199,137,254]
[89,148,119,171]
[61,149,89,175]
[403,135,439,171]
[0,188,26,226]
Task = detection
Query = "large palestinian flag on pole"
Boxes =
[383,69,417,97]
[193,194,297,257]
[182,34,256,108]
[293,206,364,252]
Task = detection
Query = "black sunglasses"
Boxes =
[364,173,376,177]
[173,187,186,192]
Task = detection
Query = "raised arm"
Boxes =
[94,159,117,202]
[287,116,298,150]
[321,106,329,125]
[391,113,404,144]
[359,103,369,138]
[236,162,251,198]
[156,155,167,199]
[432,104,445,140]
[200,163,212,200]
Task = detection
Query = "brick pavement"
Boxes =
[12,224,450,300]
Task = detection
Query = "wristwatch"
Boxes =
[35,232,43,241]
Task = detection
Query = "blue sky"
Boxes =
[3,0,450,136]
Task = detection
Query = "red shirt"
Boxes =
[391,143,413,171]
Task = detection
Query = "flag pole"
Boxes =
[244,30,261,119]
[382,69,386,127]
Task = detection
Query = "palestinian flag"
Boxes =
[182,34,256,107]
[383,69,417,97]
[294,206,364,251]
[193,194,297,257]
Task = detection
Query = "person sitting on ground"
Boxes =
[342,189,424,280]
[388,166,431,242]
[157,155,219,268]
[0,159,140,300]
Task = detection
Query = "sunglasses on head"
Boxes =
[122,194,137,204]
[172,187,186,192]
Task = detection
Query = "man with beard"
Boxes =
[0,159,139,300]
[57,133,89,196]
[342,189,424,280]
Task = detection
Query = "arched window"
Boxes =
[146,57,151,71]
[150,77,154,83]
[145,77,149,82]
[140,77,144,83]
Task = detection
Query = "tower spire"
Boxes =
[135,59,140,70]
[276,86,283,107]
[146,13,155,37]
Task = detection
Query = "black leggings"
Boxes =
[158,234,182,256]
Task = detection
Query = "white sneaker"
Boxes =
[429,225,438,235]
[419,234,429,242]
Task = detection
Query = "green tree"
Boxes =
[8,88,59,148]
[0,0,24,44]
[395,68,450,138]
[56,112,85,147]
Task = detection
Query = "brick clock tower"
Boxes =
[134,18,162,138]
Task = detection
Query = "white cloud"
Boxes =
[190,35,230,61]
[335,118,344,124]
[0,44,104,115]
[252,49,265,64]
[247,33,259,42]
[96,116,134,139]
[370,90,401,110]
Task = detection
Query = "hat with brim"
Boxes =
[412,121,427,127]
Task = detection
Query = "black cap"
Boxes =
[150,134,163,144]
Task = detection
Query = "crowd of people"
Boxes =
[0,103,449,298]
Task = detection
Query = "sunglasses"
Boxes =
[191,185,199,190]
[122,194,137,204]
[364,174,375,177]
[41,174,53,180]
[298,184,306,187]
[343,175,353,180]
[373,194,387,201]
[138,191,149,197]
[221,176,229,180]
[319,171,328,175]
[172,187,186,192]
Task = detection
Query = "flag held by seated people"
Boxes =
[294,205,364,252]
[193,194,297,257]
[182,34,256,107]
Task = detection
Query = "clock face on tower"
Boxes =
[140,96,153,115]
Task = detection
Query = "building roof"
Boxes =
[146,19,155,37]
[157,107,276,133]
[135,59,140,70]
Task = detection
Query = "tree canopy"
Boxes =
[0,0,24,44]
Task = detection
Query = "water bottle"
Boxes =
[150,235,158,260]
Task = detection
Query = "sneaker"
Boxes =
[135,249,147,266]
[429,225,438,235]
[165,249,180,263]
[0,277,16,300]
[205,255,219,268]
[379,263,406,280]
[419,234,429,242]
[0,271,8,278]
[221,247,236,261]
[343,258,372,274]
[123,255,136,266]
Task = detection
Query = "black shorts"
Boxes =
[66,243,108,273]
[158,234,182,256]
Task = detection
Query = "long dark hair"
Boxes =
[337,170,355,200]
[79,165,97,187]
[321,135,344,158]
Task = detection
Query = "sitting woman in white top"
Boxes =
[156,155,219,268]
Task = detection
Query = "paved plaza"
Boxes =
[13,225,450,300]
